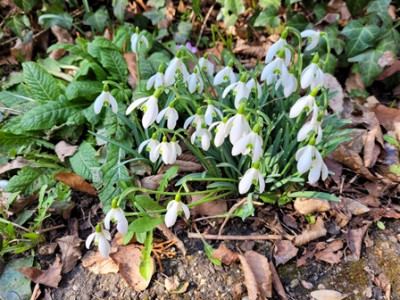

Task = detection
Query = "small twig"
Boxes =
[38,224,65,234]
[196,3,216,48]
[218,197,247,236]
[188,232,281,240]
[30,283,40,300]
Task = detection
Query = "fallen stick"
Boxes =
[188,233,281,240]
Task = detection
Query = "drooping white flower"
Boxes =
[154,137,181,165]
[170,138,182,160]
[214,60,237,85]
[199,56,215,77]
[184,110,204,129]
[289,93,316,118]
[239,165,265,194]
[301,54,325,90]
[222,76,250,109]
[205,103,223,125]
[301,29,321,51]
[191,125,212,151]
[147,72,166,90]
[209,118,229,147]
[275,66,298,97]
[165,195,190,228]
[295,144,328,184]
[297,103,323,143]
[157,105,179,130]
[126,89,162,129]
[165,51,189,86]
[104,200,128,235]
[138,135,160,163]
[131,32,149,54]
[186,67,204,94]
[225,108,251,145]
[265,34,291,66]
[86,224,112,257]
[94,90,118,114]
[246,78,262,98]
[261,55,288,86]
[231,129,263,162]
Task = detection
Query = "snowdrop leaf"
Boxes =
[22,62,62,102]
[342,20,379,57]
[288,191,341,202]
[69,142,100,181]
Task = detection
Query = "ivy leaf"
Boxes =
[254,7,281,27]
[346,0,370,16]
[83,7,109,32]
[22,62,62,102]
[5,15,30,40]
[69,142,100,181]
[99,49,128,83]
[174,21,193,44]
[348,49,383,86]
[218,0,245,15]
[342,20,380,57]
[4,167,43,193]
[259,0,280,9]
[367,0,390,13]
[112,0,128,22]
[14,0,39,12]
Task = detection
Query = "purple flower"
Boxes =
[176,42,198,53]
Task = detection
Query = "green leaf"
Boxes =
[254,7,280,27]
[135,195,163,211]
[157,166,179,200]
[5,15,30,40]
[19,100,85,131]
[47,43,95,62]
[366,0,390,13]
[131,216,164,233]
[99,49,128,82]
[14,0,39,12]
[139,231,153,280]
[65,80,103,101]
[346,0,370,16]
[286,14,308,31]
[84,7,109,32]
[218,0,245,15]
[112,0,128,22]
[259,0,280,9]
[0,257,33,300]
[383,134,400,148]
[22,62,62,102]
[5,167,43,193]
[287,191,341,202]
[348,48,383,86]
[202,240,221,266]
[38,13,73,29]
[69,142,100,181]
[143,7,165,25]
[342,20,380,57]
[174,21,193,44]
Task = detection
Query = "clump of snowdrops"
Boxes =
[87,27,346,266]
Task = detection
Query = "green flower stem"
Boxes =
[321,33,331,72]
[286,27,303,97]
[0,217,30,232]
[321,88,328,111]
[179,177,238,184]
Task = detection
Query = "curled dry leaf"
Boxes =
[140,174,163,190]
[238,254,259,300]
[244,251,272,299]
[211,244,239,265]
[56,235,83,273]
[274,240,298,266]
[110,245,155,291]
[0,157,30,174]
[269,261,288,300]
[55,141,78,162]
[347,223,370,261]
[55,172,97,195]
[81,250,119,275]
[190,193,227,217]
[164,275,189,294]
[344,198,370,215]
[315,240,343,264]
[19,256,62,288]
[124,53,137,88]
[311,289,349,300]
[295,218,327,246]
[294,198,330,215]
[325,74,344,113]
[156,223,186,255]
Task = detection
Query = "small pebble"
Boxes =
[317,284,325,289]
[290,279,299,289]
[301,280,313,290]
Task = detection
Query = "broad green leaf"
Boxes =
[22,62,62,102]
[99,49,128,82]
[342,20,379,57]
[287,191,341,202]
[143,7,166,25]
[202,240,221,266]
[14,0,39,12]
[0,132,36,147]
[131,216,164,233]
[286,14,308,31]
[390,164,400,175]
[69,142,100,181]
[346,0,370,16]
[217,0,245,15]
[383,134,399,148]
[157,166,179,199]
[47,43,95,62]
[65,80,103,101]
[0,257,33,300]
[5,15,30,40]
[112,0,128,22]
[174,21,193,44]
[83,7,109,32]
[135,195,163,211]
[348,49,383,86]
[4,167,43,193]
[259,0,280,9]
[366,0,390,13]
[254,7,280,27]
[19,100,85,131]
[147,52,171,72]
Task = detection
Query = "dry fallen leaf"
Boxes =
[110,245,155,291]
[294,198,330,215]
[140,174,163,190]
[315,240,343,264]
[49,26,74,60]
[190,193,227,217]
[269,261,288,300]
[374,273,391,300]
[295,218,327,246]
[211,244,239,265]
[55,141,78,162]
[0,157,30,174]
[238,254,260,300]
[19,256,62,288]
[156,223,187,255]
[124,53,137,89]
[56,235,83,273]
[347,223,370,261]
[11,38,33,62]
[344,198,370,215]
[311,289,349,300]
[345,72,365,95]
[274,240,298,266]
[81,250,119,275]
[165,275,189,294]
[55,172,97,195]
[325,74,344,113]
[244,251,272,299]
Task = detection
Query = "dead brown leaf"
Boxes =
[327,0,351,25]
[274,240,298,266]
[294,198,330,215]
[164,275,189,294]
[315,240,343,264]
[374,273,391,300]
[311,289,349,300]
[49,26,73,60]
[269,261,288,300]
[56,235,83,273]
[345,72,365,94]
[297,247,317,267]
[81,250,119,274]
[140,174,163,190]
[11,38,33,62]
[19,256,62,288]
[244,251,272,299]
[378,51,396,68]
[211,244,239,265]
[376,60,400,81]
[295,218,327,246]
[38,243,58,256]
[238,254,260,300]
[344,198,370,215]
[190,193,227,217]
[110,245,155,291]
[124,52,137,89]
[233,40,267,59]
[347,223,370,260]
[55,172,97,195]
[373,104,400,138]
[325,74,344,113]
[55,141,78,162]
[158,0,175,29]
[324,157,343,185]
[0,157,30,174]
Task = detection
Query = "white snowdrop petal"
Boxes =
[98,235,111,257]
[85,232,96,249]
[156,107,168,123]
[297,146,313,174]
[94,92,105,114]
[126,97,148,115]
[239,169,254,194]
[165,201,179,227]
[104,210,113,230]
[181,203,190,220]
[258,172,265,193]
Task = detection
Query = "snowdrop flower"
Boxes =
[296,141,328,184]
[191,124,212,151]
[297,103,323,143]
[261,50,288,85]
[301,54,325,89]
[289,88,319,118]
[205,101,223,125]
[86,224,111,257]
[154,136,181,164]
[147,64,167,90]
[165,50,189,86]
[232,123,263,162]
[246,78,262,98]
[301,29,321,51]
[131,30,149,54]
[199,55,215,77]
[0,180,8,189]
[157,104,179,130]
[170,137,182,160]
[184,108,204,129]
[94,87,118,115]
[126,88,162,129]
[214,59,236,85]
[104,199,128,235]
[223,74,251,109]
[209,117,229,147]
[186,67,204,93]
[275,66,298,97]
[165,194,190,228]
[138,134,160,163]
[239,162,265,194]
[265,30,291,66]
[225,104,251,145]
